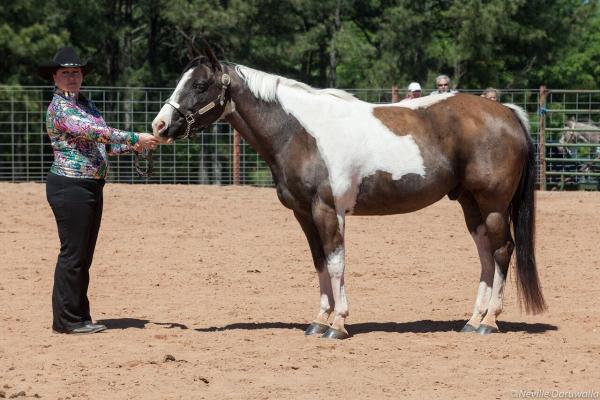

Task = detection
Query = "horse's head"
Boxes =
[152,44,232,142]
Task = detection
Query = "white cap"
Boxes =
[408,82,422,92]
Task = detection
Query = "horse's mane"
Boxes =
[183,58,357,102]
[233,64,357,103]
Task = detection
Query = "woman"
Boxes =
[38,47,159,334]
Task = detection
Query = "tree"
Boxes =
[0,0,598,90]
[537,2,600,89]
[0,1,69,85]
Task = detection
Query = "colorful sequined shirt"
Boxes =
[46,89,139,179]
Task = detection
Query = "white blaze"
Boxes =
[152,68,195,134]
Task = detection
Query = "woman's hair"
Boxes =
[435,75,450,84]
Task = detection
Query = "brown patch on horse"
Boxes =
[372,107,424,137]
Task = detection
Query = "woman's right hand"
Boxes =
[135,133,159,152]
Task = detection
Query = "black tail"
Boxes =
[509,109,547,314]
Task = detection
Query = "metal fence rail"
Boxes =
[538,89,600,190]
[0,86,273,185]
[0,86,598,189]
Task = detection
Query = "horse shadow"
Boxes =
[348,319,557,335]
[96,318,557,336]
[194,319,557,336]
[194,322,307,333]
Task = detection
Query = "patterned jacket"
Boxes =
[46,88,139,179]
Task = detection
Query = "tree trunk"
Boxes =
[328,0,341,88]
[147,0,160,85]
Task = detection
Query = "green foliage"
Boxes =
[540,3,600,89]
[0,0,598,90]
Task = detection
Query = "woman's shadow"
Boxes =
[97,318,189,330]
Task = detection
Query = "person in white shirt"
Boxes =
[429,74,458,95]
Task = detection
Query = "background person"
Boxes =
[481,87,499,101]
[430,74,457,95]
[38,47,159,335]
[403,82,422,100]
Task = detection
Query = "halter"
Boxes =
[166,73,231,140]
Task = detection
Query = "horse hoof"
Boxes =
[305,322,330,336]
[476,324,499,335]
[321,328,350,340]
[460,323,478,333]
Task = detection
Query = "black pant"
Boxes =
[46,172,105,331]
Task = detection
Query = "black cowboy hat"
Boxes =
[37,47,92,80]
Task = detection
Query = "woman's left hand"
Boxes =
[134,133,159,152]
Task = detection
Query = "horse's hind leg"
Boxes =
[476,205,514,335]
[459,191,515,334]
[458,192,495,332]
[293,210,334,336]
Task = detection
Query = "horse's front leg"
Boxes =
[293,211,334,336]
[312,197,349,339]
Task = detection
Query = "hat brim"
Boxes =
[37,63,92,80]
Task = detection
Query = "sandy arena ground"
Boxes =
[0,182,599,399]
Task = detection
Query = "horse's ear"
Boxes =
[186,39,202,61]
[202,39,222,72]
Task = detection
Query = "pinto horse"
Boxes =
[152,45,546,339]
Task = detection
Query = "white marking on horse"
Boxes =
[336,213,345,235]
[152,68,195,134]
[486,261,506,317]
[327,247,345,278]
[220,100,236,118]
[465,224,494,327]
[318,270,334,320]
[280,86,428,212]
[233,66,429,213]
[389,92,456,110]
[235,65,356,102]
[327,246,348,321]
[503,103,530,135]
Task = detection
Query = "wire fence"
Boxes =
[0,86,598,189]
[539,89,600,190]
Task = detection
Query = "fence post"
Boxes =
[391,85,399,103]
[538,85,547,190]
[10,90,15,182]
[233,129,241,185]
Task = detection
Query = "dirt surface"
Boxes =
[1,182,599,399]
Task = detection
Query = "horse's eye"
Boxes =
[192,81,208,91]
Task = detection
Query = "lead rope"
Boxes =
[134,149,154,178]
